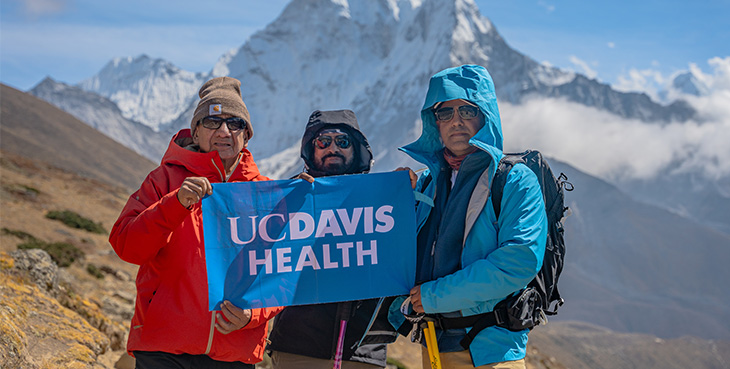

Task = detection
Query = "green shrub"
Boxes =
[86,264,105,279]
[2,183,41,200]
[45,210,106,234]
[18,240,85,267]
[2,228,38,241]
[20,185,40,195]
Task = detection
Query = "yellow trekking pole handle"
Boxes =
[422,320,442,369]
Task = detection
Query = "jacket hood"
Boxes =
[400,64,503,170]
[162,129,263,182]
[300,110,374,177]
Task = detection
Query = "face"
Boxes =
[312,130,355,175]
[435,99,484,156]
[193,113,249,167]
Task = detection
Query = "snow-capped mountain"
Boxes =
[672,72,711,97]
[29,77,168,162]
[78,55,207,131]
[203,0,695,172]
[59,0,695,166]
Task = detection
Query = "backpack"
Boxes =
[490,150,572,323]
[430,150,573,350]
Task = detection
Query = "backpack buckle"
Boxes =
[494,308,508,326]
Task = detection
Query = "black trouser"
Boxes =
[134,351,255,369]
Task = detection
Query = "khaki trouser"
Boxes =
[421,347,526,369]
[271,351,383,369]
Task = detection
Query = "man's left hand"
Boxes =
[409,285,425,313]
[395,167,418,189]
[294,172,315,183]
[215,300,252,334]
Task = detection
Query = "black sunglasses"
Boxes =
[198,116,248,131]
[314,135,352,149]
[433,105,480,122]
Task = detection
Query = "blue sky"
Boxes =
[1,0,728,94]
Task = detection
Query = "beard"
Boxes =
[314,153,354,175]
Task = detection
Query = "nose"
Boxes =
[322,140,341,153]
[446,113,465,127]
[215,123,232,136]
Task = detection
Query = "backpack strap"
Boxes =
[449,154,526,350]
[414,172,435,207]
[491,154,523,218]
[426,310,508,350]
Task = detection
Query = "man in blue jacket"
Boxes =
[401,65,547,368]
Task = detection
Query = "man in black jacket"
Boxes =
[268,109,396,369]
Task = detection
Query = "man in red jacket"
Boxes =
[110,77,282,368]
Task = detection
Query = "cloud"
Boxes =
[607,42,615,49]
[537,0,555,12]
[613,68,665,101]
[614,57,730,103]
[500,60,730,182]
[569,55,598,80]
[19,0,67,17]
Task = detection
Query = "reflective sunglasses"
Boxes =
[433,105,480,122]
[314,134,352,149]
[199,116,248,131]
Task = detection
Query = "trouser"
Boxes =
[421,347,526,369]
[271,351,384,369]
[134,351,254,369]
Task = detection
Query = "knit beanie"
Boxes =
[191,77,253,138]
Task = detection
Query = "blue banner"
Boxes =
[202,171,416,310]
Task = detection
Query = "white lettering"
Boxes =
[357,240,378,266]
[337,208,362,235]
[337,242,353,268]
[295,246,321,271]
[289,212,315,240]
[249,249,272,275]
[375,205,394,233]
[260,213,286,242]
[315,209,343,238]
[229,216,257,245]
[276,247,292,273]
[322,243,338,269]
[364,207,373,234]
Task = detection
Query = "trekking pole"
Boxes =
[421,318,442,369]
[332,302,352,369]
[333,319,347,369]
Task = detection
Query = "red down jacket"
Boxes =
[109,129,282,363]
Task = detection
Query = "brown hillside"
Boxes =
[1,151,137,368]
[0,83,156,191]
[529,321,730,369]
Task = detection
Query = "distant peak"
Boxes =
[31,76,69,92]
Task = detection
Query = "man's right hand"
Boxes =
[177,177,213,208]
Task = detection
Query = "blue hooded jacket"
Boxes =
[399,65,547,365]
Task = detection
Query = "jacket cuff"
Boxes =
[241,308,262,330]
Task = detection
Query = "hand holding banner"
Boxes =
[202,171,416,310]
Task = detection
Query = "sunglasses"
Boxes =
[199,116,248,131]
[433,105,480,122]
[314,135,352,149]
